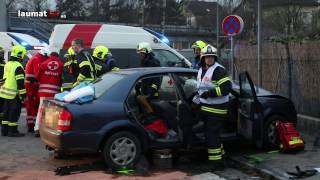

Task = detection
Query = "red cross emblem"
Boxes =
[168,79,173,86]
[47,61,59,71]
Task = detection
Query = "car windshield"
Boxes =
[93,73,126,98]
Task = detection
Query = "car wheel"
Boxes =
[263,115,285,149]
[103,131,142,170]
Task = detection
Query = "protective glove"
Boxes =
[200,91,210,99]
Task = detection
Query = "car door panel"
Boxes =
[238,72,263,145]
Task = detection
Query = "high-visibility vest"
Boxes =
[0,61,25,99]
[196,62,229,105]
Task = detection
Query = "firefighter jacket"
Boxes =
[197,62,232,116]
[0,58,26,100]
[73,50,95,87]
[94,57,118,77]
[24,52,47,91]
[61,59,78,92]
[140,53,161,98]
[0,61,4,80]
[192,55,201,70]
[36,55,64,97]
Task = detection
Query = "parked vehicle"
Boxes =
[0,32,47,62]
[49,24,191,68]
[40,68,297,169]
[177,48,193,63]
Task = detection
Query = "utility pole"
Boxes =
[257,0,262,87]
[0,0,7,31]
[216,0,219,56]
[161,0,166,34]
[139,0,145,27]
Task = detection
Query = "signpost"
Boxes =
[222,15,244,79]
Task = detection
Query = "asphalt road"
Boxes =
[0,112,266,180]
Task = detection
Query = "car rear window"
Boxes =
[93,73,126,98]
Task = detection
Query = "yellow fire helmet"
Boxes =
[11,45,27,60]
[67,47,75,56]
[92,46,109,60]
[191,40,207,49]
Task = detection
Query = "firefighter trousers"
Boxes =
[2,96,22,133]
[25,93,39,130]
[205,114,225,164]
[0,97,5,136]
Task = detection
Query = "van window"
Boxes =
[153,49,185,67]
[110,49,185,68]
[59,48,185,68]
[109,49,140,68]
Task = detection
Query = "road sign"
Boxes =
[222,15,244,36]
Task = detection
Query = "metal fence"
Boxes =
[227,41,320,117]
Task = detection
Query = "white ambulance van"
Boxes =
[49,24,191,68]
[0,32,47,62]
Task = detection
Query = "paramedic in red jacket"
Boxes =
[24,48,49,132]
[34,52,64,136]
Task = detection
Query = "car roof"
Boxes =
[113,67,197,76]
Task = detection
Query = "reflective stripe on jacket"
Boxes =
[0,61,25,99]
[37,55,64,97]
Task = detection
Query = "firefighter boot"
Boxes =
[8,126,25,137]
[1,125,8,136]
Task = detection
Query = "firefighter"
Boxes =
[34,52,64,137]
[71,39,96,87]
[61,47,77,92]
[0,45,27,137]
[136,42,160,114]
[0,46,5,135]
[24,47,49,132]
[191,40,207,70]
[196,44,231,171]
[92,45,118,77]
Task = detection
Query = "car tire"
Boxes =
[263,115,285,149]
[103,131,142,170]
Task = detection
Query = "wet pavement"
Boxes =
[3,110,319,179]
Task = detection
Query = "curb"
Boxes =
[229,157,287,180]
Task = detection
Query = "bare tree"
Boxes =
[56,0,88,20]
[13,0,49,11]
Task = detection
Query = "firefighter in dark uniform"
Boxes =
[195,44,231,171]
[0,46,5,134]
[92,46,119,77]
[71,39,96,87]
[136,42,160,114]
[191,40,207,70]
[0,45,27,137]
[61,47,77,92]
